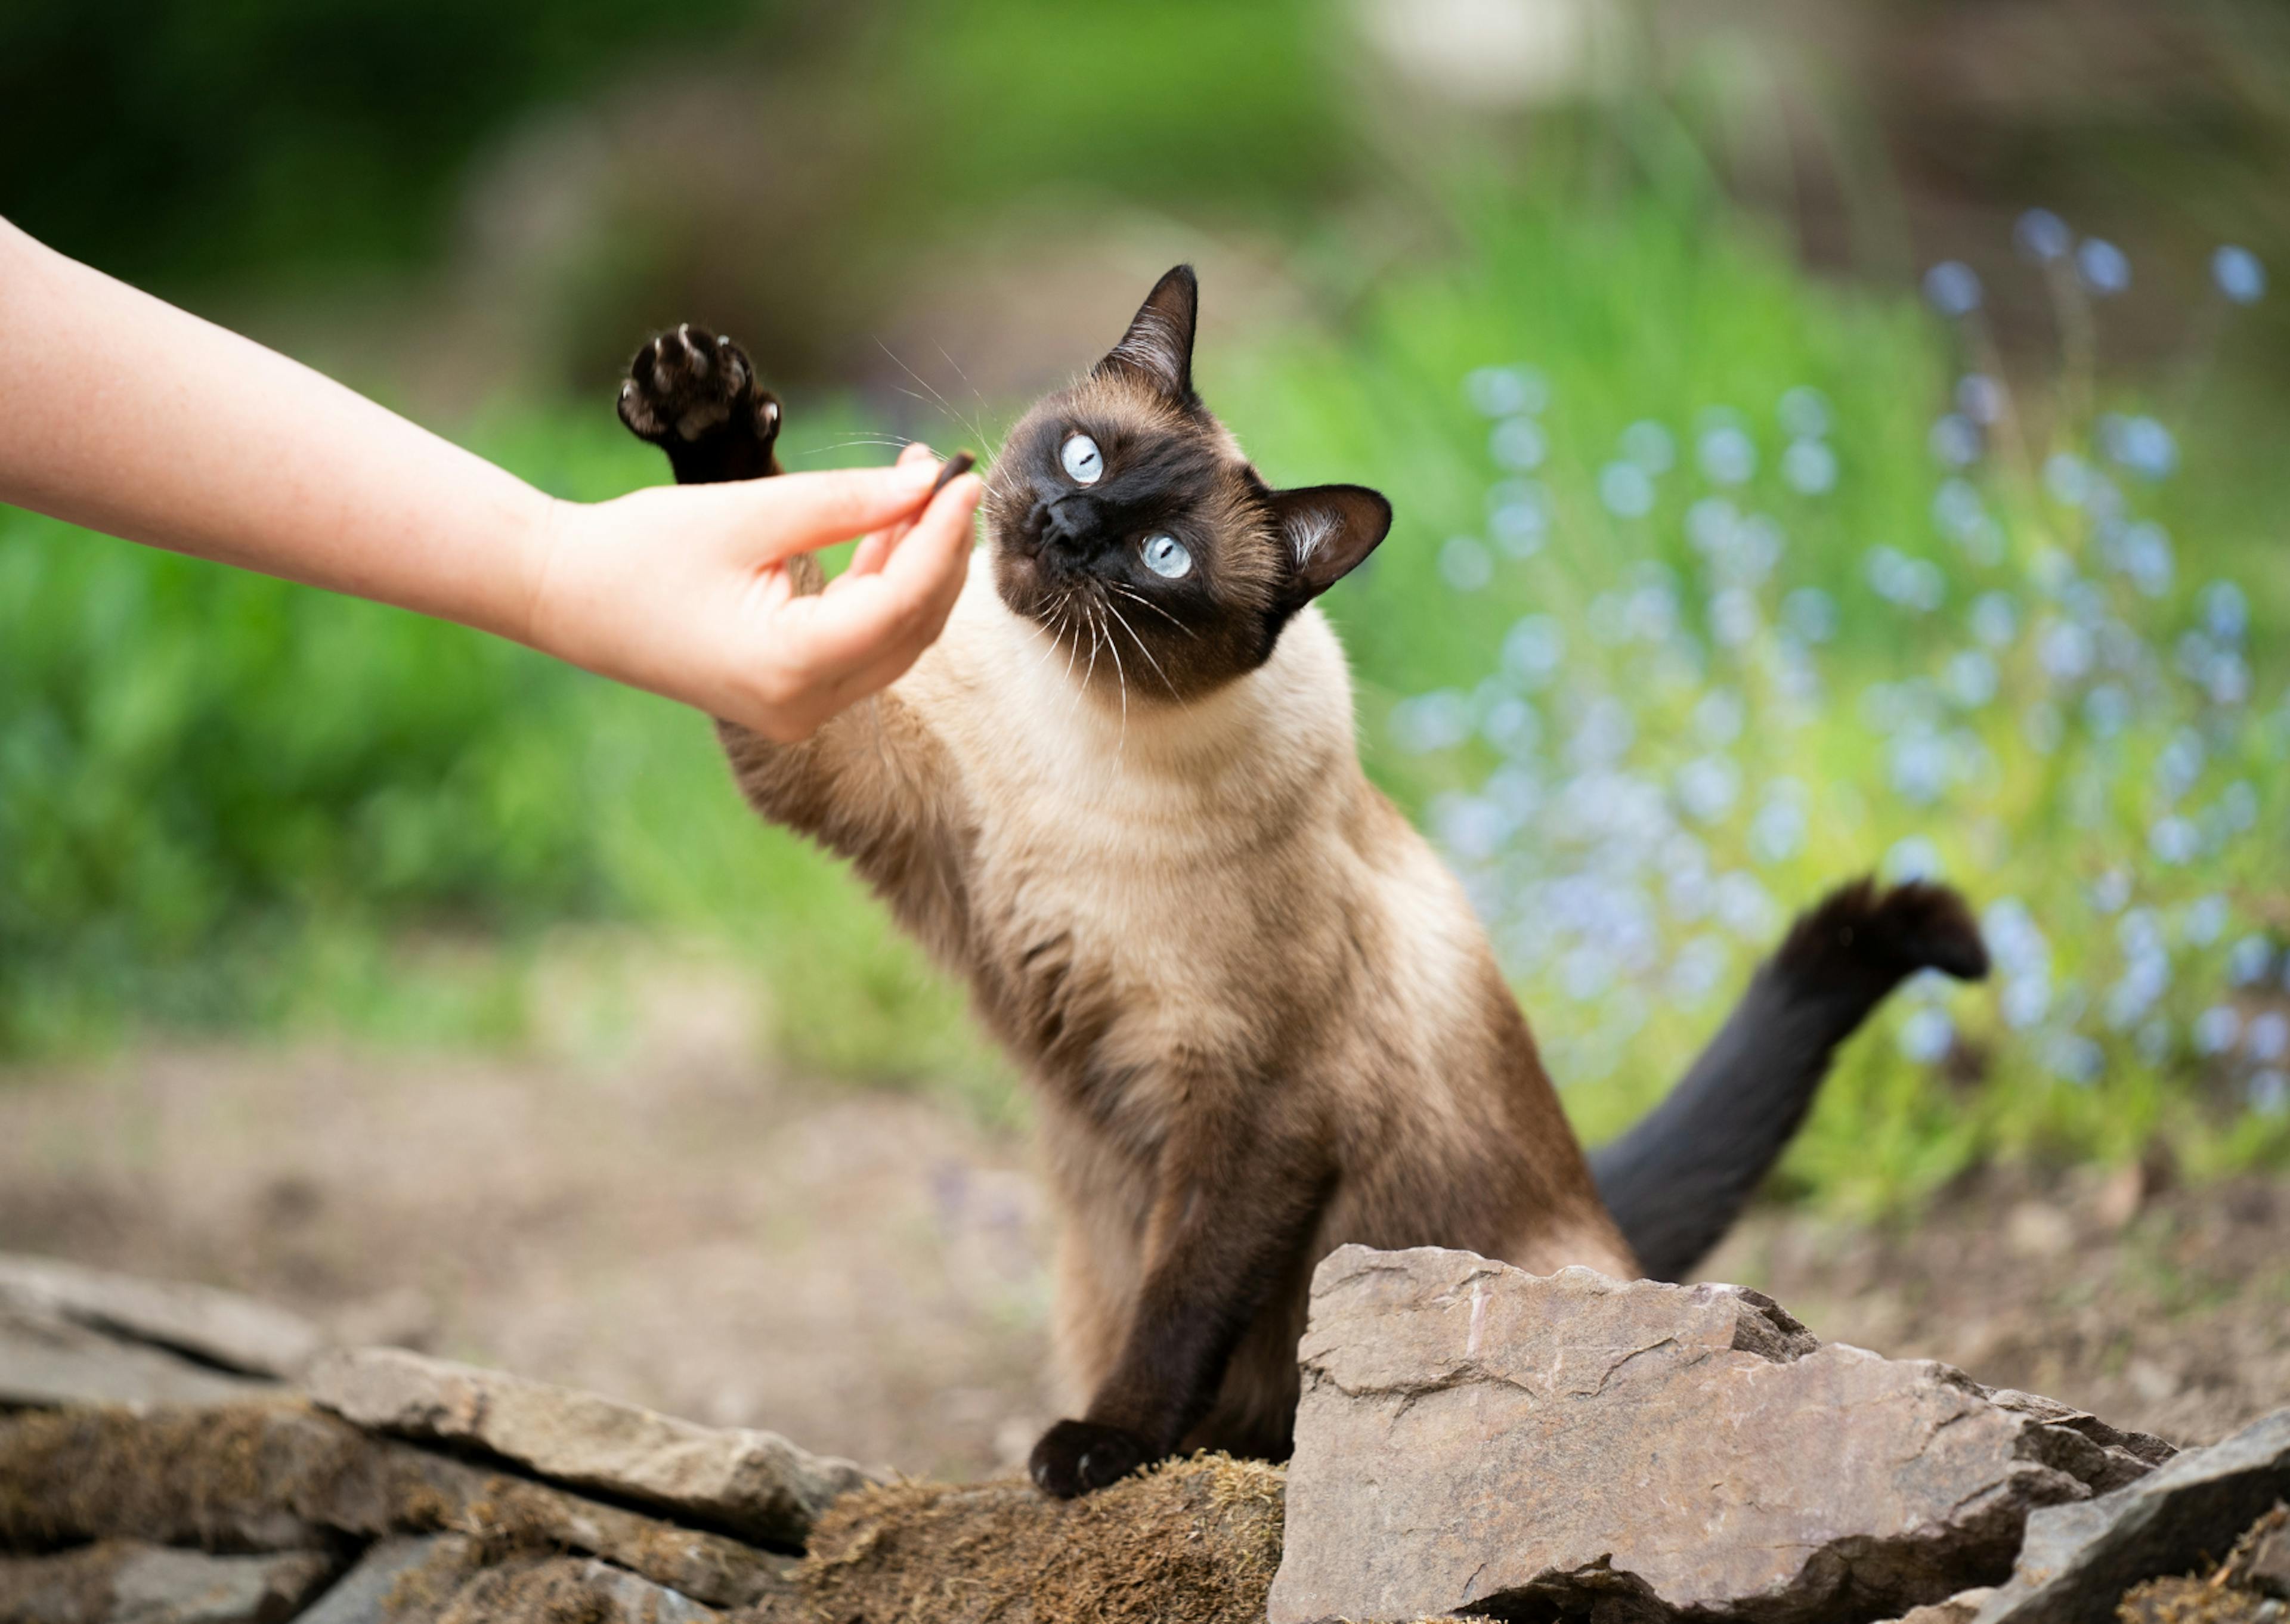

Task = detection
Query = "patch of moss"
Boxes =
[791,1453,1286,1624]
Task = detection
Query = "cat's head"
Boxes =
[983,266,1391,702]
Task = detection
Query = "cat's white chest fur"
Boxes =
[893,557,1361,1097]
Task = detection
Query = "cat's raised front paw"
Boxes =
[1029,1418,1149,1499]
[617,324,781,483]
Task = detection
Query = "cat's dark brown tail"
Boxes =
[1589,878,1989,1282]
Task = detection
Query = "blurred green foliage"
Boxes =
[0,0,751,284]
[4,0,2287,1208]
[7,188,2284,1210]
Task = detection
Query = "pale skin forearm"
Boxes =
[0,216,552,643]
[0,218,983,742]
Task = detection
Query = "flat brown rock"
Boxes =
[1,1310,274,1412]
[0,1255,325,1380]
[1973,1408,2290,1624]
[308,1346,875,1548]
[0,1402,797,1611]
[0,1541,336,1624]
[1269,1246,2173,1624]
[294,1536,481,1624]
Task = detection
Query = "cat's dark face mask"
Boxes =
[983,266,1392,703]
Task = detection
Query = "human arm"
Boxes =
[0,218,980,741]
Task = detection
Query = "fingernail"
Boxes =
[900,456,940,486]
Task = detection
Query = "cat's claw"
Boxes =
[617,325,781,482]
[1029,1418,1150,1499]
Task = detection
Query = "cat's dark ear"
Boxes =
[1270,484,1393,603]
[1093,265,1198,402]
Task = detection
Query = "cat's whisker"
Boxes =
[1073,602,1107,723]
[1096,596,1131,748]
[1026,598,1076,682]
[934,341,1001,450]
[785,435,917,461]
[1102,595,1176,699]
[1059,596,1086,693]
[1110,584,1194,640]
[877,338,994,453]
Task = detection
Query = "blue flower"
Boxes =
[1439,535,1493,591]
[2037,619,2094,680]
[1481,697,1540,754]
[2229,934,2276,986]
[1778,386,1832,440]
[1487,478,1550,557]
[1868,546,1945,612]
[1899,1006,1955,1064]
[2100,414,2177,481]
[2249,1011,2290,1064]
[2001,974,2053,1029]
[1391,690,1474,753]
[2082,684,2131,737]
[2213,246,2266,305]
[2195,1005,2242,1056]
[1885,835,1943,883]
[1502,616,1565,686]
[1490,416,1548,472]
[1783,439,1838,495]
[1433,792,1511,861]
[2078,238,2131,296]
[2148,816,2199,864]
[1956,374,2007,426]
[2015,209,2073,262]
[1749,798,1806,864]
[2116,522,2174,597]
[1970,591,2020,648]
[1599,461,1657,518]
[2045,452,2093,507]
[1465,365,1548,417]
[2200,580,2249,643]
[1929,413,1982,467]
[1621,420,1676,473]
[1946,649,2000,708]
[1782,586,1839,644]
[2251,1071,2290,1117]
[1709,586,1760,647]
[1924,261,1983,317]
[1698,423,1757,486]
[1675,755,1741,823]
[2045,1032,2105,1086]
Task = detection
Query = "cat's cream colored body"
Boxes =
[725,551,1633,1444]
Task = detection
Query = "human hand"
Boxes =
[528,442,981,741]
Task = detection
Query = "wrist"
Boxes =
[519,492,590,667]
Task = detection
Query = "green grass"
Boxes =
[4,193,2284,1206]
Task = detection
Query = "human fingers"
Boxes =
[803,474,979,667]
[849,442,945,577]
[733,458,944,562]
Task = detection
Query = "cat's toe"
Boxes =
[1029,1418,1149,1499]
[618,325,768,447]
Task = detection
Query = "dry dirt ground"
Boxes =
[3,1034,2287,1476]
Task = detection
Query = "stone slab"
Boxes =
[1269,1246,2171,1624]
[308,1346,875,1546]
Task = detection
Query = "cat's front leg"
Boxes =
[617,328,968,949]
[1030,1104,1333,1498]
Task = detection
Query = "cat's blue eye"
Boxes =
[1141,534,1192,579]
[1060,433,1104,485]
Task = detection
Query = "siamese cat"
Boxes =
[616,266,1989,1498]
